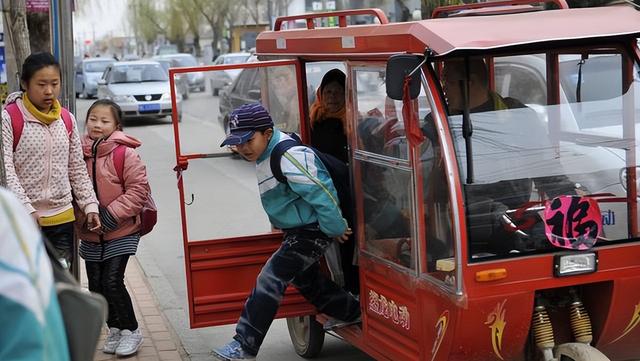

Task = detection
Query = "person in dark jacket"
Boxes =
[309,69,348,163]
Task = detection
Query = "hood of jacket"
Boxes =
[82,130,141,158]
[4,91,23,106]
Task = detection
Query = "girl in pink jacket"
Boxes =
[77,99,150,356]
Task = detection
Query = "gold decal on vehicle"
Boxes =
[485,300,507,360]
[431,310,449,361]
[368,289,410,330]
[609,302,640,344]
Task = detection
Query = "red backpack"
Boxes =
[5,102,73,151]
[112,145,157,236]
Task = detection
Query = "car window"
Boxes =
[233,68,257,96]
[223,55,250,65]
[109,64,168,83]
[559,54,622,103]
[84,61,112,73]
[174,56,198,67]
[494,59,546,105]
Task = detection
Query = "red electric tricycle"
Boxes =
[170,1,640,359]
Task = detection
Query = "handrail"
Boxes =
[273,8,389,31]
[432,0,569,19]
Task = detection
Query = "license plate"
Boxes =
[138,103,161,112]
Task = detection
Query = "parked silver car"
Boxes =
[75,58,114,99]
[97,60,182,121]
[208,52,251,96]
[153,53,205,92]
[156,58,190,100]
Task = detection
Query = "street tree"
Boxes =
[166,2,188,52]
[192,0,233,60]
[129,0,169,45]
[174,0,203,56]
[2,0,31,92]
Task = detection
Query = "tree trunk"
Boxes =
[27,12,50,53]
[4,0,31,92]
[211,27,220,60]
[193,33,201,57]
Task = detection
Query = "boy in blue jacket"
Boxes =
[213,103,361,361]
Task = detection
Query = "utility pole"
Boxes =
[50,0,78,280]
[49,0,75,114]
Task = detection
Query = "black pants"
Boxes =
[86,255,138,331]
[41,222,75,271]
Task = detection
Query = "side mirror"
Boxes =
[386,54,423,101]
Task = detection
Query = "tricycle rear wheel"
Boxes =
[286,315,325,358]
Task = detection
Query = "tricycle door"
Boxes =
[351,63,459,360]
[169,60,313,328]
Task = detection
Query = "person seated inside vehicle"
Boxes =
[437,57,578,256]
[310,69,348,163]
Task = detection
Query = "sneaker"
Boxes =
[323,314,362,331]
[212,340,256,361]
[102,327,121,354]
[115,328,143,356]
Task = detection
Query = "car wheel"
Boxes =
[200,85,206,92]
[182,91,189,100]
[286,316,325,358]
[81,85,88,99]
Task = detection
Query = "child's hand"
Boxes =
[87,212,102,233]
[334,227,353,243]
[30,212,40,226]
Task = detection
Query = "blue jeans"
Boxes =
[234,229,361,355]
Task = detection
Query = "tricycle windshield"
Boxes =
[433,49,640,261]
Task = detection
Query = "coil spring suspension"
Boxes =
[570,300,593,344]
[532,305,555,350]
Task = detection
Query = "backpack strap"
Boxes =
[113,145,127,184]
[6,103,24,152]
[6,103,74,152]
[270,138,301,184]
[60,107,74,137]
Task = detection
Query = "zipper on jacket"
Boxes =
[91,138,106,259]
[44,124,53,206]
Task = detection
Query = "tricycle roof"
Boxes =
[257,6,640,58]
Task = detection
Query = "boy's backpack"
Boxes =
[112,145,158,236]
[5,102,73,151]
[270,133,352,224]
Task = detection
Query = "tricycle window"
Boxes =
[435,51,640,261]
[353,66,430,271]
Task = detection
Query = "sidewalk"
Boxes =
[79,257,187,361]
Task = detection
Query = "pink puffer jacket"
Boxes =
[76,131,151,242]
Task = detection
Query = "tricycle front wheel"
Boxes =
[556,343,610,361]
[286,315,325,358]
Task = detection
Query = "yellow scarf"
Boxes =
[22,93,61,125]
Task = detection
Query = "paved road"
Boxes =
[76,83,372,361]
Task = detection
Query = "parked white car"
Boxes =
[97,60,182,122]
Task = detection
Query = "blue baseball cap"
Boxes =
[220,103,274,146]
